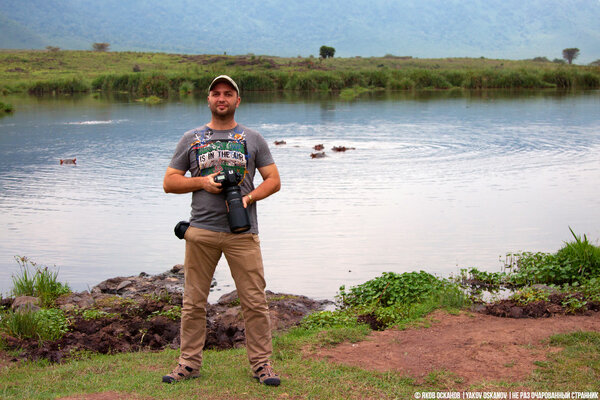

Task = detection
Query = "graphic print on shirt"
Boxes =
[190,127,248,179]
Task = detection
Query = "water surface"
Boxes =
[1,90,599,301]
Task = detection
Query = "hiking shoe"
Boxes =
[162,363,200,383]
[253,362,281,386]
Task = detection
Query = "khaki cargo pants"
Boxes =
[179,226,272,371]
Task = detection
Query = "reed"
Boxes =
[2,50,598,97]
[27,77,89,95]
[11,256,71,308]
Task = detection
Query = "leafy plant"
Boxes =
[509,286,550,305]
[503,229,600,286]
[81,309,117,320]
[149,306,181,321]
[35,309,70,340]
[561,294,587,314]
[336,271,451,308]
[303,271,469,331]
[578,277,600,301]
[0,308,69,341]
[300,309,360,329]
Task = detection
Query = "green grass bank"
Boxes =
[2,229,600,398]
[1,50,599,97]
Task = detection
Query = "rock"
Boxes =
[11,296,40,313]
[55,292,95,311]
[509,306,524,318]
[3,266,331,364]
[470,303,487,313]
[217,290,239,306]
[171,264,184,274]
[91,265,214,299]
[116,280,133,292]
[531,284,560,295]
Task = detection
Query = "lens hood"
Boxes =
[174,221,190,240]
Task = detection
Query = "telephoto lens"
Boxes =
[214,170,251,233]
[224,188,251,233]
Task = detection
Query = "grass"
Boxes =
[1,327,598,399]
[1,50,599,96]
[0,329,414,400]
[528,331,600,391]
[10,256,71,308]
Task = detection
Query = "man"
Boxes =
[162,75,281,386]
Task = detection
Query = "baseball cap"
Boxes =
[208,75,239,93]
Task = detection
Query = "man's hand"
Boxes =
[202,171,223,194]
[239,164,281,207]
[163,167,222,194]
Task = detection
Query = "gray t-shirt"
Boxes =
[169,124,274,234]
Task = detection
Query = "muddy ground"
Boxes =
[310,309,600,388]
[1,289,328,364]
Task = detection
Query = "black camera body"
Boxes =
[213,169,251,233]
[173,170,250,239]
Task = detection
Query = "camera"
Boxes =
[214,169,251,233]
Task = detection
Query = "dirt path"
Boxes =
[309,310,600,387]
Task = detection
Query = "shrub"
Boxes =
[179,81,195,95]
[555,228,600,282]
[503,229,600,286]
[92,43,110,52]
[336,271,451,308]
[300,271,469,331]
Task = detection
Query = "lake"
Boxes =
[1,90,599,302]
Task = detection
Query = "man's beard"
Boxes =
[210,103,236,119]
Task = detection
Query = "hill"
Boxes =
[0,0,599,63]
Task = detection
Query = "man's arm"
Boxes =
[163,167,222,194]
[243,163,281,207]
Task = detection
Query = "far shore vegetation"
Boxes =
[0,50,599,101]
[1,229,600,398]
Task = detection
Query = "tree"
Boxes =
[92,42,110,52]
[562,48,580,64]
[319,45,335,59]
